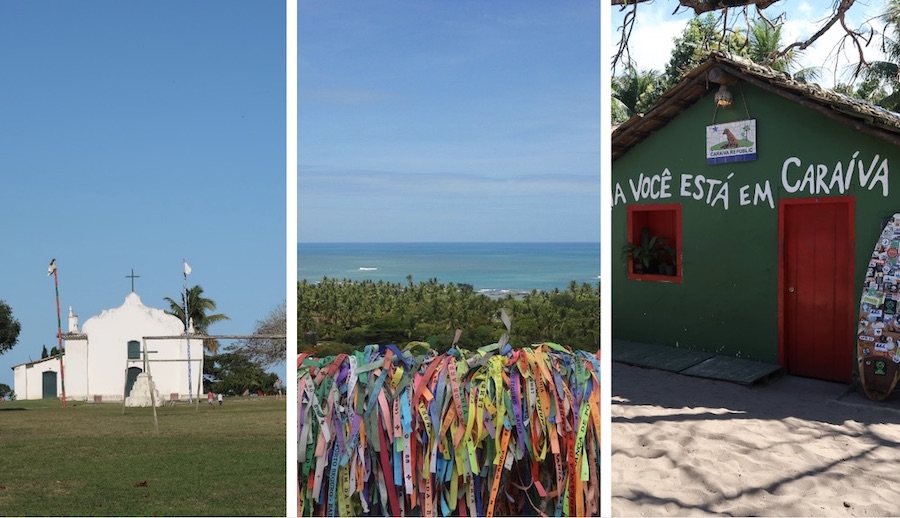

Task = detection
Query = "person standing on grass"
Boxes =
[217,393,223,406]
[208,390,214,407]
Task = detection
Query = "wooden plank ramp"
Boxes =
[680,356,783,385]
[612,339,714,373]
[613,338,783,385]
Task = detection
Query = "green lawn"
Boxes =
[0,396,286,516]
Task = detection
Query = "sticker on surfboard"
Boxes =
[858,213,900,400]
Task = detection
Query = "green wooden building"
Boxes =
[612,52,900,383]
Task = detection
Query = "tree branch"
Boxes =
[611,0,651,6]
[612,1,640,75]
[770,0,868,73]
[839,5,871,76]
[613,0,876,83]
[611,0,777,14]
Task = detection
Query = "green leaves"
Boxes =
[206,351,279,395]
[0,299,21,356]
[621,227,677,275]
[164,285,229,354]
[298,277,600,352]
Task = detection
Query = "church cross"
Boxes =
[126,269,141,292]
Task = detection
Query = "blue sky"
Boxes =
[298,1,600,243]
[611,0,887,88]
[0,2,286,388]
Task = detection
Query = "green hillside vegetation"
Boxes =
[298,277,599,355]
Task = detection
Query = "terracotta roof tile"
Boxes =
[612,52,900,161]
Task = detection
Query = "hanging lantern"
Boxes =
[714,84,733,107]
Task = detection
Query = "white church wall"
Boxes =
[12,363,26,398]
[63,337,90,400]
[78,293,203,402]
[13,293,204,402]
[12,357,61,400]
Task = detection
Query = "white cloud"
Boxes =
[298,167,598,199]
[297,168,600,242]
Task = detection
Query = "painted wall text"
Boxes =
[613,152,890,208]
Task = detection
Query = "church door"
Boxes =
[125,367,142,396]
[42,371,57,399]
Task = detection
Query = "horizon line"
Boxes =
[297,240,600,244]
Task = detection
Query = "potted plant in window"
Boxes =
[657,242,677,276]
[621,227,656,274]
[621,227,676,276]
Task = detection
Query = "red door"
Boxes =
[779,198,854,382]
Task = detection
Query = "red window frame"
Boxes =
[625,203,683,283]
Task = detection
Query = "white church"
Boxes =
[12,292,204,404]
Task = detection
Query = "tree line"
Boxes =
[613,4,900,124]
[298,277,599,356]
[163,286,285,395]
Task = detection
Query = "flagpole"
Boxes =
[184,259,193,404]
[48,259,67,408]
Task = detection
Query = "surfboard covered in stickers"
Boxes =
[858,213,900,401]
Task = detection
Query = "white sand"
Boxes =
[612,362,900,516]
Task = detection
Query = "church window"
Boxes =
[127,340,141,360]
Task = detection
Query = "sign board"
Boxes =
[706,119,757,165]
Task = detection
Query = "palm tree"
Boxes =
[612,65,664,124]
[747,18,790,71]
[164,285,229,354]
[746,17,819,82]
[856,0,900,110]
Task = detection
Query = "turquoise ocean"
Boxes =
[298,242,600,297]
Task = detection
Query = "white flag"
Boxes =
[47,258,57,277]
[183,260,192,276]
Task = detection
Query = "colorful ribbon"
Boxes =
[299,342,601,517]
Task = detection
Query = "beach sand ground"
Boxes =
[613,362,900,516]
